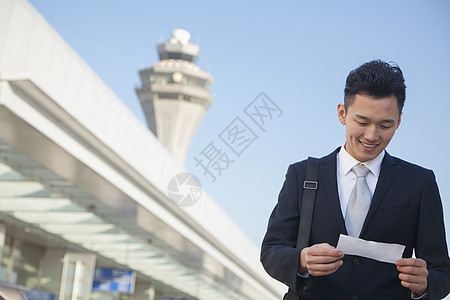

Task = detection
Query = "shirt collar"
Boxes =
[338,143,385,177]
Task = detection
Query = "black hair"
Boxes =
[344,60,406,113]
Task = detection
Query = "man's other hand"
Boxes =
[396,258,428,297]
[299,243,344,276]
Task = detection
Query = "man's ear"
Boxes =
[337,103,346,125]
[396,112,403,129]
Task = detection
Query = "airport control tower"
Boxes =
[136,29,214,165]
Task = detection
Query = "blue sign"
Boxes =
[92,268,136,294]
[26,289,55,300]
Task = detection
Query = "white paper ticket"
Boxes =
[336,234,406,264]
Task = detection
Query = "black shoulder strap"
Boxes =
[296,157,319,249]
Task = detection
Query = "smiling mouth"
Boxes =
[361,141,377,148]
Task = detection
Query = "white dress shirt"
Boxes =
[336,144,385,219]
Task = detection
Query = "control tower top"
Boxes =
[157,29,200,62]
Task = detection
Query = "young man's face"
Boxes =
[337,93,402,162]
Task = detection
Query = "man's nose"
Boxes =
[364,125,379,141]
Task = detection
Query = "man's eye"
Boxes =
[381,125,393,129]
[357,122,367,126]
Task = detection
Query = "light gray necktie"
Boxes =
[345,164,371,237]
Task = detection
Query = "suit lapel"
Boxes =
[319,148,347,234]
[360,152,399,237]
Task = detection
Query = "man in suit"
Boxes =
[261,60,450,299]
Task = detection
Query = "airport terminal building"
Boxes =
[0,0,284,299]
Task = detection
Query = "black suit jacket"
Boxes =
[261,148,450,300]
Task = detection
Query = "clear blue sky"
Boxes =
[29,0,450,254]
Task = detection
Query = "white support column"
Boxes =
[0,223,6,281]
[59,253,96,300]
[146,285,155,300]
[0,223,5,262]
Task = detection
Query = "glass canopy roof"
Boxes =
[0,141,243,299]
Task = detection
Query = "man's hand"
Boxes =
[396,258,428,297]
[299,243,344,276]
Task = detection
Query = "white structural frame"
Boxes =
[0,0,285,299]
